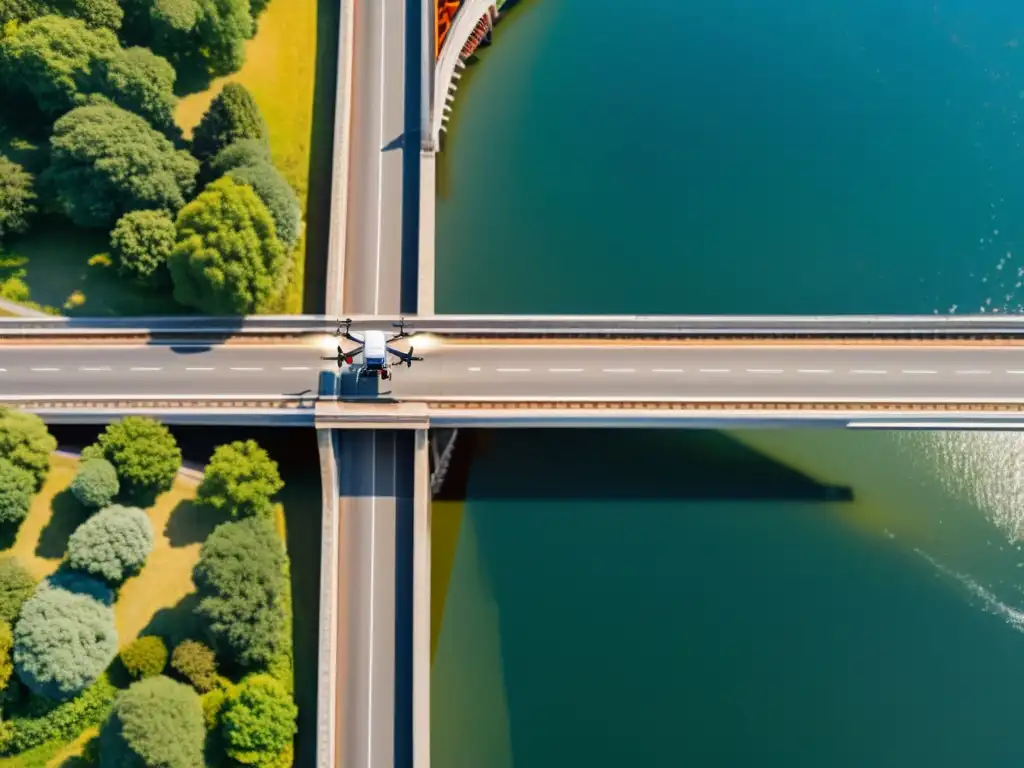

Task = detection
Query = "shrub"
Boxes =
[110,209,176,287]
[0,408,56,490]
[119,636,167,680]
[221,674,297,766]
[201,685,228,730]
[0,458,35,525]
[0,155,36,242]
[0,558,36,623]
[170,638,218,693]
[209,138,272,177]
[69,457,119,509]
[197,439,284,519]
[13,578,117,700]
[2,674,116,755]
[191,83,268,162]
[84,417,181,504]
[227,162,301,249]
[67,504,153,584]
[0,620,13,691]
[99,676,204,768]
[193,517,286,668]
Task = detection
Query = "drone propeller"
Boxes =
[404,347,424,367]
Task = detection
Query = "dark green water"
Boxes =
[431,1,1024,766]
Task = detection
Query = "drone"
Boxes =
[321,318,424,380]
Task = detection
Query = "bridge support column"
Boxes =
[413,429,432,768]
[418,150,436,315]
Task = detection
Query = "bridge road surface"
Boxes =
[10,342,1024,401]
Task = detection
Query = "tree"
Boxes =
[0,155,36,241]
[70,457,119,509]
[168,176,288,314]
[193,0,254,77]
[0,409,56,491]
[228,163,301,249]
[43,104,198,229]
[170,638,218,693]
[13,578,117,700]
[221,674,297,766]
[52,0,124,30]
[0,558,36,623]
[0,0,51,24]
[67,504,154,583]
[191,83,267,162]
[110,209,176,287]
[209,139,271,177]
[84,417,181,504]
[119,635,168,680]
[0,620,13,691]
[0,15,119,117]
[193,517,286,668]
[99,676,205,768]
[198,440,283,519]
[95,46,178,132]
[0,458,35,525]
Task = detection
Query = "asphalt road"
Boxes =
[344,0,406,315]
[9,342,1024,402]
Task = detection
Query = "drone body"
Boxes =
[322,319,423,380]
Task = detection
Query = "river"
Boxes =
[431,0,1024,766]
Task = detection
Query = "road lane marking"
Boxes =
[30,368,59,372]
[549,368,583,373]
[851,369,887,374]
[699,368,731,373]
[798,369,832,374]
[497,368,530,373]
[79,367,111,372]
[603,368,636,373]
[1008,370,1024,374]
[747,368,783,374]
[956,369,991,375]
[902,370,936,374]
[467,367,481,372]
[130,367,161,372]
[186,367,214,371]
[280,366,310,371]
[230,367,263,372]
[652,368,683,373]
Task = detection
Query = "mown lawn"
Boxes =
[176,0,325,314]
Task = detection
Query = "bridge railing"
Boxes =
[5,314,1024,338]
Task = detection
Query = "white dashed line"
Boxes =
[467,367,481,372]
[280,366,310,371]
[497,368,530,373]
[130,367,161,372]
[747,368,782,374]
[851,369,887,375]
[652,368,684,373]
[79,366,111,372]
[603,368,636,373]
[798,369,832,374]
[31,368,59,372]
[956,370,991,375]
[1008,370,1024,375]
[700,369,731,374]
[0,368,6,373]
[230,367,263,372]
[902,370,936,375]
[186,367,214,371]
[549,368,583,373]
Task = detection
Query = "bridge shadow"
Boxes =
[438,430,853,503]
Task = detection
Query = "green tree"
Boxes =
[0,620,13,691]
[209,138,271,177]
[193,517,286,668]
[0,558,36,623]
[221,674,297,766]
[193,0,254,77]
[119,635,168,680]
[69,457,119,509]
[13,578,117,700]
[0,408,56,491]
[67,504,154,583]
[0,15,118,117]
[198,440,283,519]
[170,638,218,693]
[43,104,198,229]
[99,676,204,768]
[0,0,51,24]
[52,0,124,30]
[84,417,181,504]
[96,46,178,132]
[228,162,301,249]
[0,458,34,525]
[191,83,267,162]
[168,176,287,314]
[110,209,176,287]
[0,155,36,241]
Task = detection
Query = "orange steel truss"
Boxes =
[436,0,462,58]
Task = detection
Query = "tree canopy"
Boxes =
[145,0,254,79]
[0,408,56,491]
[70,457,119,509]
[191,83,268,162]
[52,0,124,30]
[0,557,36,624]
[110,209,176,287]
[67,504,154,583]
[209,139,272,177]
[84,417,181,504]
[170,638,218,693]
[0,620,13,692]
[99,676,205,768]
[221,674,298,766]
[227,162,301,249]
[119,635,168,680]
[168,176,287,314]
[42,104,198,229]
[0,155,37,241]
[13,578,117,700]
[193,517,287,668]
[95,45,178,132]
[0,458,36,525]
[197,440,283,519]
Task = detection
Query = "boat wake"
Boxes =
[915,548,1024,634]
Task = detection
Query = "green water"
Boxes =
[431,0,1024,765]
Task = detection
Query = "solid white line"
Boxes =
[603,368,636,373]
[373,0,387,316]
[902,370,936,374]
[549,368,583,373]
[186,367,214,371]
[652,368,683,373]
[798,369,832,374]
[700,368,731,373]
[30,367,59,372]
[497,368,530,373]
[281,366,310,371]
[955,370,991,375]
[367,431,377,768]
[747,368,782,374]
[130,367,161,372]
[79,367,111,372]
[851,369,887,374]
[230,367,263,372]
